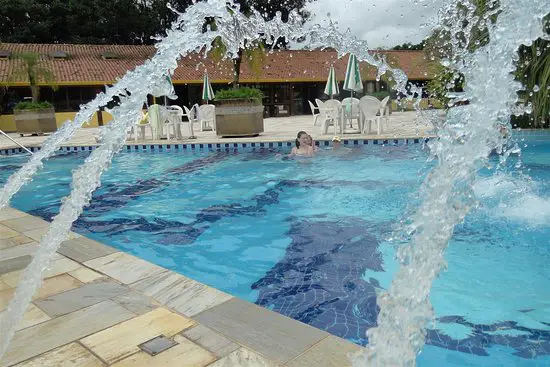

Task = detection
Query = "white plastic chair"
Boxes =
[359,97,382,134]
[341,97,360,129]
[153,105,176,141]
[183,104,198,137]
[319,99,342,135]
[308,100,320,126]
[128,111,153,141]
[147,104,164,139]
[198,104,216,132]
[165,105,184,140]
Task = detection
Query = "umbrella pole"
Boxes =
[349,91,353,129]
[189,105,197,139]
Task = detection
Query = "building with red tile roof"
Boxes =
[0,43,433,116]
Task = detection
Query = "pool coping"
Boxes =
[2,127,549,155]
[0,207,363,366]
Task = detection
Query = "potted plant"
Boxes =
[206,10,267,137]
[214,87,265,137]
[10,52,57,136]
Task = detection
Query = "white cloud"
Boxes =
[304,0,444,48]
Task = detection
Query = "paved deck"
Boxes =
[0,112,435,150]
[0,207,364,366]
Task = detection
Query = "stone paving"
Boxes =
[0,112,436,150]
[0,207,363,366]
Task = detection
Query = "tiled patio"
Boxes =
[0,207,363,366]
[0,112,435,150]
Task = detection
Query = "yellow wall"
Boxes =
[0,99,443,132]
[0,111,114,132]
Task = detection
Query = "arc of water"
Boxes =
[0,0,428,360]
[0,1,421,216]
[0,3,228,359]
[0,1,222,212]
[353,1,549,366]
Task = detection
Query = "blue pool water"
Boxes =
[1,137,549,366]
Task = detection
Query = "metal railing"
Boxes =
[0,130,33,155]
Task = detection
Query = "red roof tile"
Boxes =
[0,43,432,86]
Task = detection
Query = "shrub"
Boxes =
[511,114,549,129]
[14,101,54,110]
[368,91,391,100]
[215,87,263,102]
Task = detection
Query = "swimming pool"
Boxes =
[1,137,549,366]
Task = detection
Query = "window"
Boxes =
[48,51,69,60]
[0,50,11,60]
[101,51,118,60]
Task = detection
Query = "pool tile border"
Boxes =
[4,128,549,156]
[0,137,433,156]
[0,208,362,366]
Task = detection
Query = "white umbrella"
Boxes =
[202,72,215,104]
[324,65,339,99]
[343,54,363,129]
[343,54,363,93]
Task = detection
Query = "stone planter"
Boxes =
[14,108,57,136]
[214,99,264,137]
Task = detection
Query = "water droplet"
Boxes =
[533,85,540,92]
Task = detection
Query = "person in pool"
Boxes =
[329,135,354,157]
[306,133,321,151]
[289,131,315,157]
[331,135,342,149]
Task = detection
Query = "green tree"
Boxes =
[208,32,266,88]
[208,0,309,88]
[0,0,53,43]
[514,17,550,127]
[392,41,425,50]
[247,0,309,22]
[0,0,194,44]
[424,0,549,126]
[426,63,464,106]
[424,0,499,106]
[9,52,55,102]
[0,0,308,45]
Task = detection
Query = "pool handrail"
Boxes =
[0,129,33,155]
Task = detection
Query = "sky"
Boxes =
[304,0,444,49]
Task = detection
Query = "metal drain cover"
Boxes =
[138,335,178,356]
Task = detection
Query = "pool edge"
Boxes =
[0,136,434,156]
[0,207,362,366]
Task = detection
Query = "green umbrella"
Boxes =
[343,54,363,128]
[343,54,363,94]
[202,72,215,104]
[324,65,339,99]
[162,70,176,105]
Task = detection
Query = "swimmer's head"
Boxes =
[296,131,309,148]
